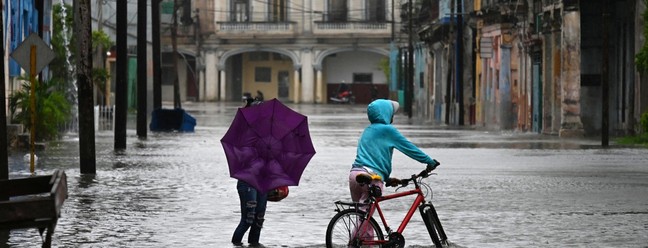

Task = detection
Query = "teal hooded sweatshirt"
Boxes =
[353,99,435,181]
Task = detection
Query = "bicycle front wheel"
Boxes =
[325,209,384,248]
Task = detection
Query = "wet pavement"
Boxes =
[3,101,648,247]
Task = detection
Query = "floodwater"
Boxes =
[3,102,648,247]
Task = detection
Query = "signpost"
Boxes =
[10,33,56,174]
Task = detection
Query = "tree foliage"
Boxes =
[9,78,72,141]
[636,0,648,71]
[92,30,113,52]
[51,3,75,85]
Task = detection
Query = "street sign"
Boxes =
[10,32,56,74]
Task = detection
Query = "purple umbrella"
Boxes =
[221,98,316,193]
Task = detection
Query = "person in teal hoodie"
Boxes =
[349,99,440,204]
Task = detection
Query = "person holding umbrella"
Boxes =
[231,96,267,247]
[224,97,314,247]
[349,99,440,205]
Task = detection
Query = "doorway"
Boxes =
[278,70,290,101]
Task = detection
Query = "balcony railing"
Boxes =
[215,21,297,38]
[315,21,387,30]
[218,21,295,31]
[313,21,391,36]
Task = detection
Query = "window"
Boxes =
[255,67,272,82]
[366,0,386,22]
[327,0,347,22]
[353,73,373,84]
[269,0,288,22]
[419,72,424,88]
[231,0,249,22]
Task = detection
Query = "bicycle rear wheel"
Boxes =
[325,209,384,248]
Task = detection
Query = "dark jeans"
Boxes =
[232,181,268,245]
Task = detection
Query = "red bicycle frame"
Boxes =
[358,186,427,246]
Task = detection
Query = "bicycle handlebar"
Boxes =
[388,161,440,188]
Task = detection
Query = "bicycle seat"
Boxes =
[356,173,382,184]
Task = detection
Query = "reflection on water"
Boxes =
[4,102,648,247]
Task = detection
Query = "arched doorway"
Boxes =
[321,51,389,104]
[221,49,298,102]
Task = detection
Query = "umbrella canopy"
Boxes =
[221,99,316,193]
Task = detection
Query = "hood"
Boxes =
[367,99,398,124]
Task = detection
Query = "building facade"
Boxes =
[418,0,647,136]
[168,0,401,104]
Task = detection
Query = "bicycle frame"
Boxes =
[358,183,426,246]
[327,168,447,248]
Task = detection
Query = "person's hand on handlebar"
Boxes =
[426,159,441,172]
[385,178,401,187]
[387,177,412,187]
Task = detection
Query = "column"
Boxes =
[293,68,300,103]
[301,49,315,103]
[220,70,227,101]
[204,51,218,101]
[315,68,323,103]
[198,66,205,101]
[559,10,584,137]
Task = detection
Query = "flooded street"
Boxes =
[4,102,648,247]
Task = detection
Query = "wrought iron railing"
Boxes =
[61,105,115,133]
[314,21,388,30]
[217,22,295,31]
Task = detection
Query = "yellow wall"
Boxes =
[241,52,294,100]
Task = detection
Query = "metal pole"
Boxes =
[406,0,413,118]
[137,0,147,138]
[29,46,37,174]
[456,0,464,125]
[1,3,8,180]
[391,0,395,41]
[171,0,182,109]
[602,0,610,147]
[152,0,162,110]
[115,0,128,150]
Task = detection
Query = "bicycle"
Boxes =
[325,166,448,248]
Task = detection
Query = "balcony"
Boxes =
[215,22,297,39]
[313,21,391,37]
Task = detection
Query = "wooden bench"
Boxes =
[0,170,68,247]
